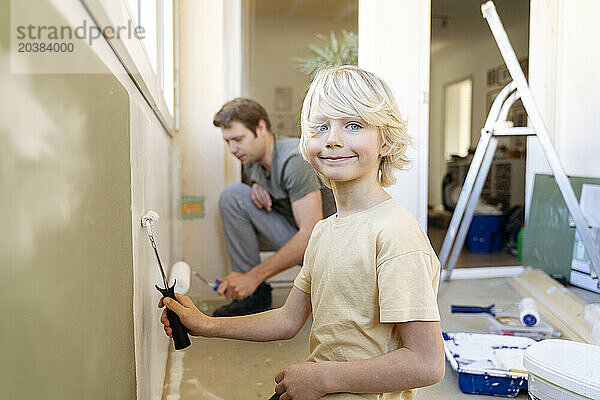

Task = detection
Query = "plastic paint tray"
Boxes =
[443,332,536,397]
[487,312,555,341]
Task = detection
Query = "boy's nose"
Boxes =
[325,127,344,148]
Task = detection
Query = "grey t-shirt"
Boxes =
[243,135,336,228]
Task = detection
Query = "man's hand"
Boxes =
[251,183,272,211]
[158,292,209,337]
[216,271,262,299]
[274,362,329,400]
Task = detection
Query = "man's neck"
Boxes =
[257,132,275,171]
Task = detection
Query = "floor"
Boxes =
[161,216,598,399]
[427,215,521,269]
[163,274,594,400]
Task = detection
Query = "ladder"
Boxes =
[440,1,600,283]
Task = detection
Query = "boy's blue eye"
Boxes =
[316,125,328,132]
[347,123,362,130]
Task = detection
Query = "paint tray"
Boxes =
[487,312,555,341]
[443,332,535,397]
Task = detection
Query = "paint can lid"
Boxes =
[523,339,600,398]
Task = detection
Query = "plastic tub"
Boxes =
[523,339,600,400]
[443,332,534,397]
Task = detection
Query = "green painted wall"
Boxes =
[0,0,136,398]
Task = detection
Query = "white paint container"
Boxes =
[170,261,191,294]
[523,339,600,400]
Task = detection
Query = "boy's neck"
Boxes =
[331,175,391,218]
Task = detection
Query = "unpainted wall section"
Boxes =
[177,0,242,298]
[527,0,600,217]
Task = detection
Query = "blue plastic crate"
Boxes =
[467,215,504,253]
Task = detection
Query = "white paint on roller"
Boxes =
[164,350,186,400]
[519,297,540,327]
[170,261,191,294]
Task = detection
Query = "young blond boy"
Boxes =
[159,65,444,399]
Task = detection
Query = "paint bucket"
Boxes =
[523,339,600,400]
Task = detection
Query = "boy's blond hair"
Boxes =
[300,65,411,188]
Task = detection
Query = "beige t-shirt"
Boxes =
[294,198,441,400]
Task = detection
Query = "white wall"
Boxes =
[429,2,529,207]
[178,0,242,297]
[526,0,600,218]
[359,0,431,227]
[250,16,357,137]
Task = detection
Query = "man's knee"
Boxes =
[219,183,251,212]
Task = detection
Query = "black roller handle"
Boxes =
[156,281,191,350]
[268,393,280,400]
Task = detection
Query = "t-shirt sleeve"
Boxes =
[293,263,311,294]
[293,219,323,294]
[281,155,322,203]
[377,250,441,323]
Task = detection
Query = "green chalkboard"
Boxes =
[523,174,600,281]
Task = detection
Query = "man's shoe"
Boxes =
[212,282,272,317]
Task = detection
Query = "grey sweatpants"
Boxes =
[219,183,298,273]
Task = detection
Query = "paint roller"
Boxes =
[451,298,541,327]
[141,210,191,350]
[171,260,222,292]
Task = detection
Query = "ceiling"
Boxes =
[255,0,358,23]
[253,0,528,54]
[254,0,528,38]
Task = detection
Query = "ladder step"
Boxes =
[492,127,536,136]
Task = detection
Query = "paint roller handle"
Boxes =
[156,283,191,350]
[451,304,495,315]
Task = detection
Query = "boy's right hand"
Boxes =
[158,293,209,337]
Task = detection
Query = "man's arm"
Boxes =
[160,287,311,342]
[274,321,445,397]
[219,189,323,299]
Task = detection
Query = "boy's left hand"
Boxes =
[274,362,328,400]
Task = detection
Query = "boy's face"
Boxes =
[306,114,382,184]
[221,121,266,164]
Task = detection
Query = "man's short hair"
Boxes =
[213,97,271,136]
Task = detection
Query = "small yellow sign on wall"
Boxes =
[181,197,205,219]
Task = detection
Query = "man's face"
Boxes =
[221,121,265,164]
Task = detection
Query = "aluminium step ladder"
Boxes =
[440,1,600,284]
